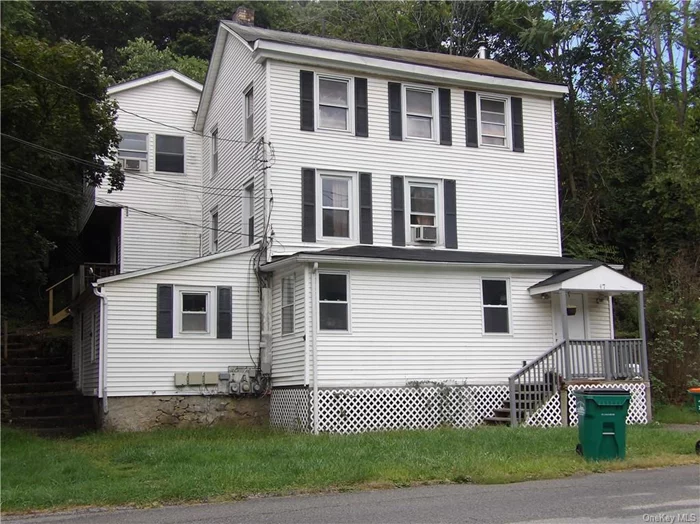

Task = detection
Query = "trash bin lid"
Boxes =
[577,388,631,396]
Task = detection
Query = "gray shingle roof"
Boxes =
[224,21,555,85]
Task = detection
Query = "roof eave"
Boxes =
[109,70,203,96]
[260,253,591,273]
[253,40,568,97]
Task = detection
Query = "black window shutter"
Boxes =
[156,284,173,339]
[388,82,402,141]
[511,97,524,152]
[359,173,373,244]
[301,168,316,243]
[444,179,458,249]
[465,91,478,148]
[391,176,405,246]
[355,78,368,137]
[300,70,314,131]
[439,88,452,146]
[217,286,232,339]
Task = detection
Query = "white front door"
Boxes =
[553,292,586,341]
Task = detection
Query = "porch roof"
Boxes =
[528,263,643,295]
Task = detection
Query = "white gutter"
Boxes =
[253,41,569,97]
[260,254,593,273]
[311,262,319,435]
[92,284,109,413]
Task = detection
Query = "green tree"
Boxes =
[115,38,208,84]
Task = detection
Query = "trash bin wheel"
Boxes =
[576,443,583,456]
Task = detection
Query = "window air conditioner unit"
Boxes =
[411,225,438,243]
[119,158,145,171]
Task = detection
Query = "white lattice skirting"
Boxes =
[525,381,649,427]
[270,385,507,433]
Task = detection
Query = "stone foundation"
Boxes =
[101,395,269,432]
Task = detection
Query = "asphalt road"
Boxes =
[5,465,699,524]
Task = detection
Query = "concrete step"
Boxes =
[1,370,74,384]
[1,381,75,394]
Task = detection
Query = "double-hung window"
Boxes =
[407,180,439,244]
[181,292,209,333]
[211,128,219,176]
[317,76,351,131]
[320,174,352,239]
[318,273,349,331]
[482,279,510,334]
[117,132,148,171]
[242,183,254,246]
[210,207,219,253]
[244,87,254,141]
[479,96,508,147]
[155,135,185,173]
[281,275,295,335]
[404,86,436,140]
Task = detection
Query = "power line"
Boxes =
[0,56,263,146]
[1,132,266,198]
[1,167,265,241]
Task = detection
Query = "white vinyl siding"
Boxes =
[271,267,306,386]
[314,265,555,386]
[266,62,561,257]
[201,35,266,255]
[72,294,100,396]
[587,294,614,339]
[94,77,202,272]
[102,251,259,397]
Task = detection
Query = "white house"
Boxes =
[55,9,650,432]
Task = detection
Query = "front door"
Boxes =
[553,292,586,341]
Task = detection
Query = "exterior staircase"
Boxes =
[1,333,96,437]
[484,382,556,426]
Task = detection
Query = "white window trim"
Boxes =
[402,84,438,142]
[175,287,216,338]
[480,277,513,336]
[244,85,254,142]
[315,74,354,134]
[281,273,296,336]
[242,181,254,246]
[317,270,351,333]
[316,170,359,243]
[210,206,219,254]
[154,133,186,175]
[210,126,219,179]
[477,93,511,150]
[117,130,149,171]
[404,177,443,247]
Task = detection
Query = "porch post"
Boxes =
[559,290,571,381]
[638,291,649,381]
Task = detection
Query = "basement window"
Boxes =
[318,273,349,331]
[482,279,510,334]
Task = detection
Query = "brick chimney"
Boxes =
[233,6,255,26]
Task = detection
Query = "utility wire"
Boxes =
[1,56,264,146]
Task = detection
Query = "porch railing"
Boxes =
[73,263,119,297]
[508,339,647,426]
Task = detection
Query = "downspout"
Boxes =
[92,284,109,413]
[311,262,319,434]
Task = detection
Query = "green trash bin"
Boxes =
[688,388,700,413]
[575,389,631,461]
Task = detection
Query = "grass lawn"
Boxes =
[2,425,699,513]
[654,403,700,425]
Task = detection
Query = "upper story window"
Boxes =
[117,132,148,171]
[181,291,209,333]
[317,76,352,132]
[404,86,436,140]
[210,207,219,253]
[318,172,355,240]
[155,135,185,173]
[479,96,508,147]
[407,179,439,245]
[482,279,510,334]
[242,182,254,246]
[244,87,254,142]
[211,128,219,176]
